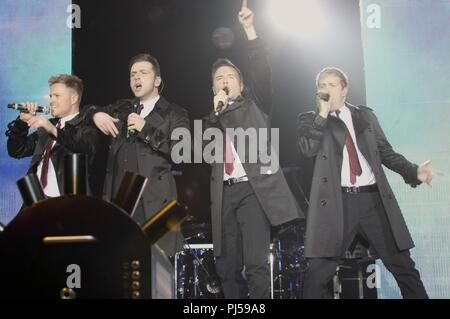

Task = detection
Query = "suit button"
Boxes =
[322,177,328,183]
[388,194,393,200]
[158,175,162,180]
[211,177,214,181]
[322,155,327,160]
[320,199,327,206]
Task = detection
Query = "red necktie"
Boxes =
[40,120,61,188]
[336,110,362,185]
[224,134,234,175]
[137,104,144,115]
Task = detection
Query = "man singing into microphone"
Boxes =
[6,74,99,197]
[204,1,303,299]
[297,67,441,298]
[83,53,189,258]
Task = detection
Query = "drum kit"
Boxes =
[175,219,309,299]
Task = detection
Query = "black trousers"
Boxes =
[303,191,428,299]
[215,181,271,299]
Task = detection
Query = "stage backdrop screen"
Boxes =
[0,0,71,224]
[361,0,450,298]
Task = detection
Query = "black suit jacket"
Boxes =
[297,103,421,257]
[204,38,304,256]
[6,112,100,195]
[84,96,190,220]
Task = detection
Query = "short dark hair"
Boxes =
[48,74,84,101]
[316,67,349,88]
[211,58,243,84]
[128,53,161,77]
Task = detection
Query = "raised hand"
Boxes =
[93,112,120,137]
[417,160,443,187]
[238,0,257,40]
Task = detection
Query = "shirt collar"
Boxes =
[141,95,160,110]
[331,105,348,117]
[59,112,79,127]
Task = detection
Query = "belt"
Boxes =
[341,184,378,194]
[223,176,249,186]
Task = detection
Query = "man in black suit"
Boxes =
[7,74,99,197]
[297,67,441,298]
[204,2,304,299]
[84,53,189,258]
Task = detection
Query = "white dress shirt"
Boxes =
[37,112,79,197]
[223,101,247,180]
[139,95,160,118]
[331,105,376,187]
[223,140,248,180]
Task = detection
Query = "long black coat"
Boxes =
[7,113,100,195]
[297,103,421,258]
[205,38,304,257]
[84,96,190,220]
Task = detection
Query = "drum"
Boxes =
[175,244,223,299]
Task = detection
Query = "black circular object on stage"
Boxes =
[0,195,151,299]
[16,173,46,206]
[64,154,88,195]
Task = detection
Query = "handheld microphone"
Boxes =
[8,103,50,115]
[215,87,229,115]
[316,92,330,102]
[127,101,140,138]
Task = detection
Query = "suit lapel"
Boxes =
[328,104,372,162]
[144,96,169,127]
[50,115,82,154]
[111,96,170,158]
[219,96,245,116]
[347,103,370,135]
[329,116,346,152]
[43,118,62,154]
[347,103,372,162]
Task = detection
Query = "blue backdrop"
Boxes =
[361,0,450,298]
[0,0,71,224]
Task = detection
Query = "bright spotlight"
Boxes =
[268,0,327,40]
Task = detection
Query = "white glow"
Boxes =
[268,0,327,40]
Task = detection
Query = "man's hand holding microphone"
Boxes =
[214,87,229,116]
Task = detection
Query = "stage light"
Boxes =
[267,0,327,40]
